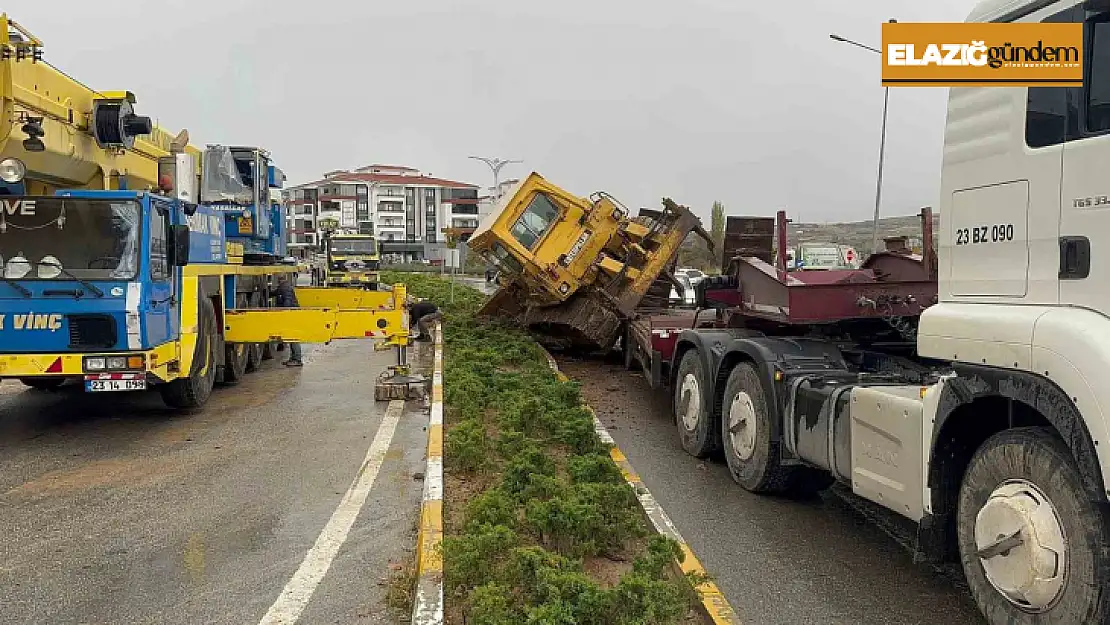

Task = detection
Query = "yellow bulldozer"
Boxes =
[467,172,711,351]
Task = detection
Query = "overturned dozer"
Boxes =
[467,172,711,351]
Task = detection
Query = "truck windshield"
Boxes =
[0,198,140,281]
[329,239,378,254]
[510,192,559,250]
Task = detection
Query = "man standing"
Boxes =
[275,275,303,367]
[409,298,442,343]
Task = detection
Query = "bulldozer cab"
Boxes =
[469,172,616,305]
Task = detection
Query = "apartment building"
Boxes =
[282,164,482,262]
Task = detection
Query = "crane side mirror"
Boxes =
[170,225,191,266]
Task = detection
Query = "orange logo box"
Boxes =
[881,22,1083,87]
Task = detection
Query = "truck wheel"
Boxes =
[220,342,249,386]
[245,292,265,372]
[720,362,827,495]
[957,426,1110,625]
[160,297,218,411]
[673,349,718,458]
[20,377,65,390]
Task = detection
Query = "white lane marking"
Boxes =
[258,400,405,625]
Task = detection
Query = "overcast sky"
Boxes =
[16,0,975,223]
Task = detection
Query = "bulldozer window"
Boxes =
[511,192,560,250]
[490,242,523,275]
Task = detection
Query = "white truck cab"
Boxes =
[667,2,1110,624]
[910,1,1110,620]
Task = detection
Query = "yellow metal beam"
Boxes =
[293,287,396,310]
[222,308,407,344]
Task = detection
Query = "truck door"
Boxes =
[1059,10,1110,309]
[145,199,178,346]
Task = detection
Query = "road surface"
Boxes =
[556,354,987,625]
[0,339,432,625]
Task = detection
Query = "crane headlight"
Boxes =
[0,158,27,183]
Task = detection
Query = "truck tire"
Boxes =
[957,426,1110,625]
[622,324,636,371]
[720,362,832,495]
[245,292,265,372]
[673,349,718,458]
[160,297,218,411]
[20,377,65,390]
[220,342,249,386]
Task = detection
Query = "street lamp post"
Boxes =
[830,19,895,255]
[468,155,522,202]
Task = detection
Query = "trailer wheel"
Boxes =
[20,377,65,390]
[720,362,830,495]
[957,426,1110,625]
[673,349,717,458]
[245,293,265,372]
[622,325,636,371]
[160,296,218,411]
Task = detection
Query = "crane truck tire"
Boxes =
[20,377,65,390]
[720,362,833,495]
[220,341,249,385]
[957,426,1110,625]
[160,297,218,411]
[673,349,718,458]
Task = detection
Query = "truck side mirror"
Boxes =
[171,225,191,266]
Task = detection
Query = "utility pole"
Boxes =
[468,155,522,202]
[830,18,896,254]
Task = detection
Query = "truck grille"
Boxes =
[67,314,118,349]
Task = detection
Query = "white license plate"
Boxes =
[85,379,146,392]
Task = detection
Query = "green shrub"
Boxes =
[391,272,694,624]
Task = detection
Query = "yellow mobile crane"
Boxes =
[0,15,415,410]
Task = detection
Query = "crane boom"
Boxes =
[0,13,201,194]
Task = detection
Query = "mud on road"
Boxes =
[555,353,986,625]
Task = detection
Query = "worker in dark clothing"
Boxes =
[409,299,442,343]
[275,275,303,366]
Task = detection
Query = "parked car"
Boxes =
[678,267,706,286]
[669,273,696,307]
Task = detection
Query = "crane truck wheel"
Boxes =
[160,297,218,411]
[220,342,249,386]
[673,349,718,458]
[957,426,1110,625]
[245,293,265,372]
[720,362,832,495]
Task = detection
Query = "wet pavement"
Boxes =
[556,355,987,625]
[0,339,432,625]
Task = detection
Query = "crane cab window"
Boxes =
[511,192,559,250]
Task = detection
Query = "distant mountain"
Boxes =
[788,211,938,255]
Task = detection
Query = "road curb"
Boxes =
[411,321,444,625]
[540,349,742,625]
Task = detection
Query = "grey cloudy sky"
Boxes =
[17,0,975,222]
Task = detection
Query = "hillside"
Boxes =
[677,209,939,271]
[788,210,938,253]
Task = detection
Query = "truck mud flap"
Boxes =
[222,308,406,343]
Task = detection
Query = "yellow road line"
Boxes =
[543,350,742,625]
[412,321,445,625]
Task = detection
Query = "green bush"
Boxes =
[392,272,695,624]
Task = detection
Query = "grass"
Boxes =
[381,271,698,625]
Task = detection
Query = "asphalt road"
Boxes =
[556,355,987,625]
[0,339,431,625]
